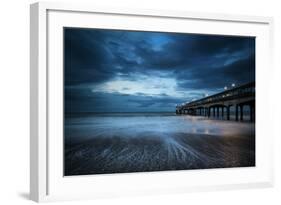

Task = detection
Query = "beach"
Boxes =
[64,113,255,176]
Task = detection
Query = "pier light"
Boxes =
[224,86,228,90]
[232,83,236,87]
[205,93,209,97]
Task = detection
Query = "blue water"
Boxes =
[64,113,255,176]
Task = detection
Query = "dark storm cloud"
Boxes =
[135,34,254,90]
[64,28,255,112]
[177,53,255,90]
[65,28,254,86]
[130,34,254,70]
[65,88,181,113]
[64,28,125,85]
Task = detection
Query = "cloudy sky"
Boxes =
[64,28,255,113]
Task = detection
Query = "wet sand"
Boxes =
[65,125,255,175]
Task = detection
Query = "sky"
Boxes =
[64,28,255,113]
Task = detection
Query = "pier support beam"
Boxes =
[216,107,219,117]
[235,105,239,121]
[250,103,255,122]
[221,107,224,118]
[227,106,230,120]
[240,105,244,121]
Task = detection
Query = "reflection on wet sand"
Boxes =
[64,114,255,176]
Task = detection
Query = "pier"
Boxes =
[176,82,255,122]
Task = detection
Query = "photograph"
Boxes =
[64,27,255,176]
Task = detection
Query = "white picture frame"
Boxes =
[30,2,274,202]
